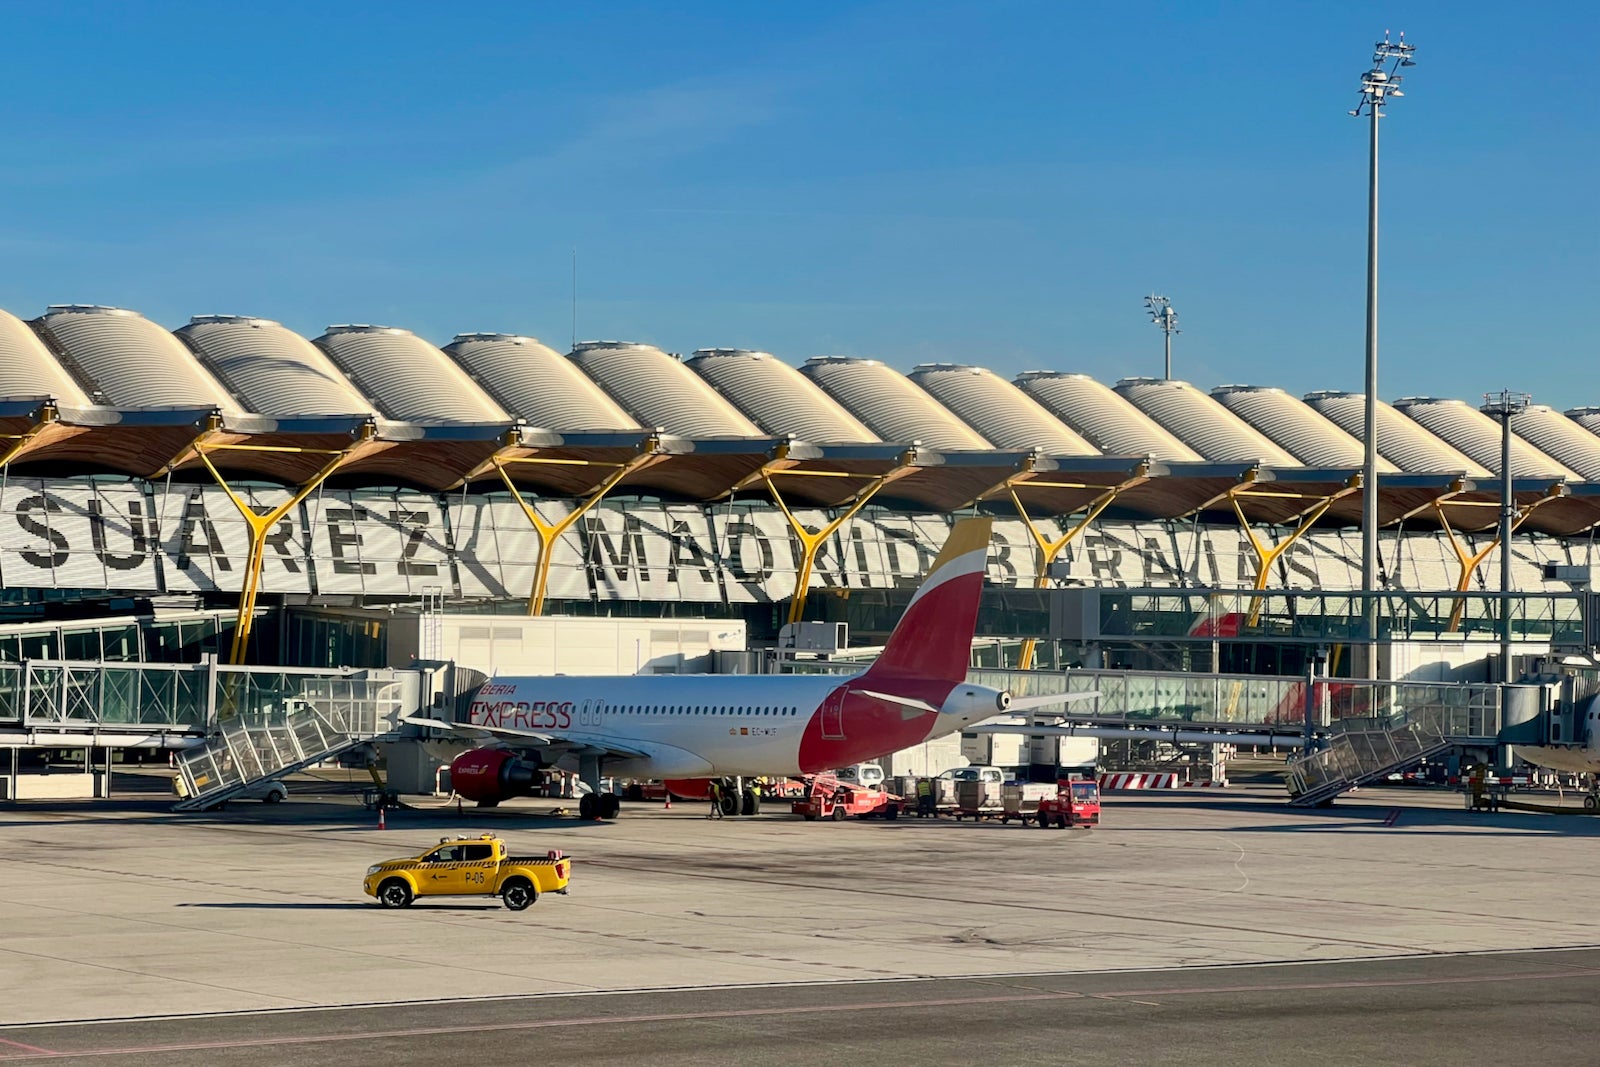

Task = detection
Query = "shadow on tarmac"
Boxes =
[175,902,504,911]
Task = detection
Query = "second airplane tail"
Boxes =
[861,517,992,688]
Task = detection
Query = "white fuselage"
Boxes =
[470,672,851,778]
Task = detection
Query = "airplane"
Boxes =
[1513,694,1600,781]
[406,517,1095,820]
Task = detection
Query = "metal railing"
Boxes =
[0,658,397,733]
[1090,589,1586,646]
[1286,706,1455,805]
[969,667,1502,738]
[174,673,409,807]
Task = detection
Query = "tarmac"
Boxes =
[4,777,1599,1059]
[4,950,1599,1065]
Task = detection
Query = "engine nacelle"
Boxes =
[940,684,1011,723]
[450,748,541,805]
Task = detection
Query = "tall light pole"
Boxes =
[1350,30,1416,642]
[1482,390,1531,682]
[1145,294,1179,380]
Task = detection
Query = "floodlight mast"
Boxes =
[1351,30,1416,644]
[1145,294,1179,380]
[1481,390,1531,682]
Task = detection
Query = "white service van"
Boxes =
[831,763,885,788]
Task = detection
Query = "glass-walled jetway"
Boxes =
[0,609,254,665]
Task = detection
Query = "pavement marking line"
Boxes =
[13,966,1600,1060]
[0,1038,58,1057]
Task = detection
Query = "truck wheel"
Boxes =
[1585,794,1598,812]
[377,879,413,908]
[831,805,847,822]
[599,793,621,820]
[1057,814,1068,829]
[1036,813,1050,828]
[501,878,537,911]
[884,804,899,821]
[741,790,758,816]
[578,794,599,821]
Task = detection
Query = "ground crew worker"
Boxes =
[707,779,724,819]
[916,777,934,817]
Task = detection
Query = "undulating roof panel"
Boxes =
[686,349,877,444]
[1508,405,1600,481]
[1392,396,1577,481]
[800,357,991,451]
[909,364,1098,456]
[1211,385,1396,471]
[1114,379,1300,467]
[1015,372,1201,462]
[0,307,93,407]
[444,333,642,432]
[32,305,242,414]
[569,341,761,438]
[313,325,509,425]
[177,315,374,418]
[1303,391,1491,477]
[1565,407,1600,439]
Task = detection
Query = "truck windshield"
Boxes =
[1071,783,1098,799]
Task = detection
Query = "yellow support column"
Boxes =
[1009,486,1124,670]
[1433,493,1559,633]
[765,467,901,626]
[0,403,57,468]
[1228,485,1353,600]
[197,444,362,663]
[495,448,656,615]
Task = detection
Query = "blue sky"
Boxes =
[0,1,1594,405]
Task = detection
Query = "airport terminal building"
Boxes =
[2,303,1598,801]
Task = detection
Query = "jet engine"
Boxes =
[449,748,542,807]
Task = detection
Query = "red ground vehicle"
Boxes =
[793,776,904,821]
[1033,778,1101,828]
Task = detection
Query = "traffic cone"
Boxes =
[377,806,387,830]
[663,792,671,810]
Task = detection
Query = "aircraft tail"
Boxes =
[861,517,991,687]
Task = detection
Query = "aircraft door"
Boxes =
[821,687,847,740]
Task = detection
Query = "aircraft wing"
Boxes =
[400,716,653,761]
[1008,692,1101,711]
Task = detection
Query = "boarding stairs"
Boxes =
[1287,708,1455,808]
[173,672,406,811]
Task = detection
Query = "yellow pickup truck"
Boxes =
[363,833,571,911]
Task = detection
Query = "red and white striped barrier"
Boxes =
[1097,773,1228,790]
[1447,774,1531,787]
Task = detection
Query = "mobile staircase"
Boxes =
[173,671,408,811]
[1287,708,1454,807]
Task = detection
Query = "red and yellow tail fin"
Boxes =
[862,517,991,686]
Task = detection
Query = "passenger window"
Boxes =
[462,844,493,862]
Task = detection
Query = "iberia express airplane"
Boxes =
[408,517,1091,820]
